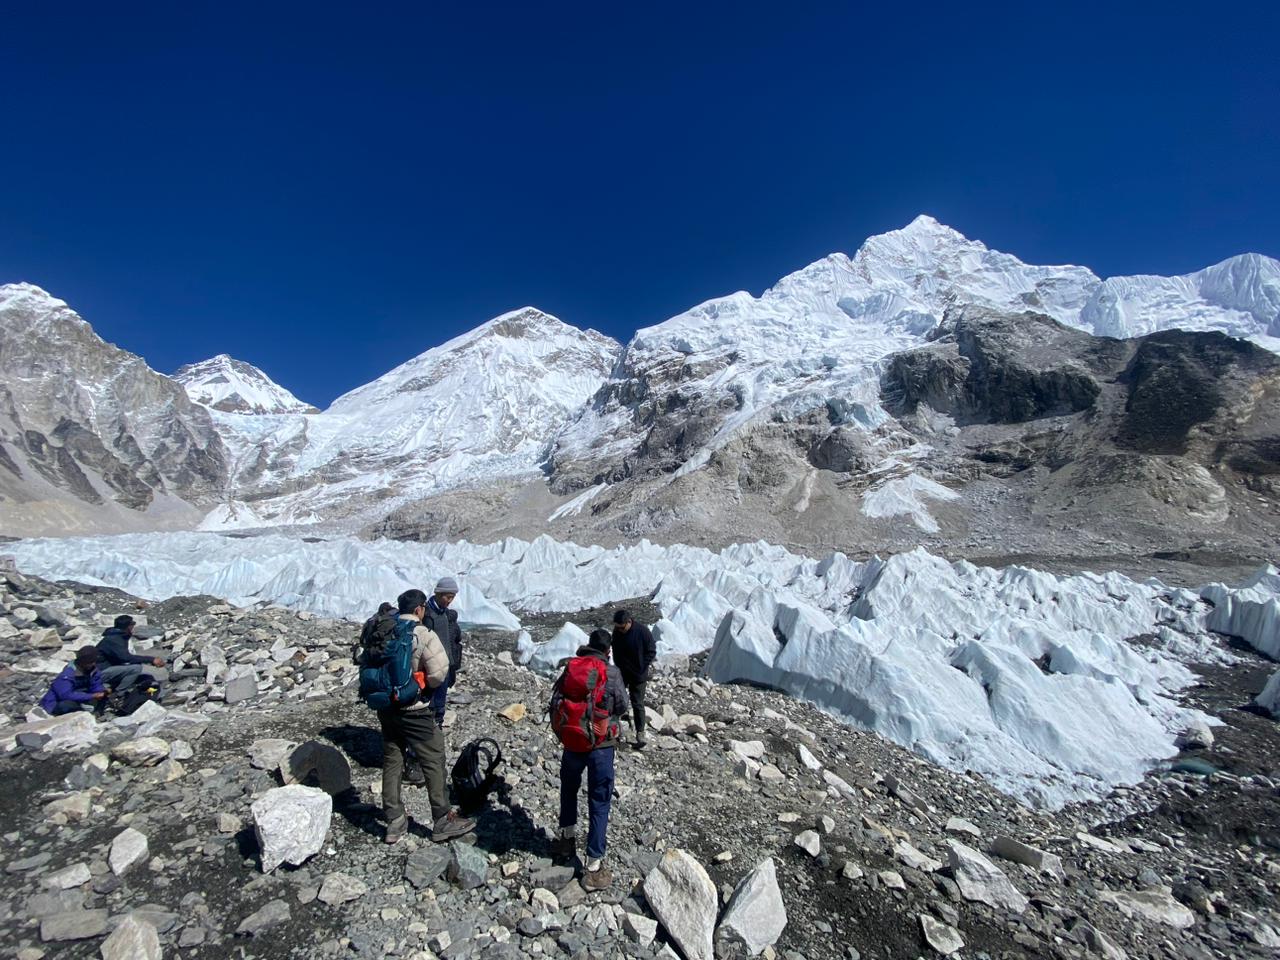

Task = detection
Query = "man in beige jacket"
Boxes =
[381,588,476,844]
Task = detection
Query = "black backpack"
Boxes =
[115,681,162,717]
[451,738,504,812]
[353,610,399,666]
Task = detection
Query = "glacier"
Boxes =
[8,530,1272,809]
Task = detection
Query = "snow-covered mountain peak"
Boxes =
[173,353,319,416]
[0,282,87,334]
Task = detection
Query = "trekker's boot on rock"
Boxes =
[384,815,408,845]
[583,859,612,891]
[431,809,476,843]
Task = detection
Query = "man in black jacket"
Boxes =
[611,609,656,748]
[421,577,464,727]
[97,615,167,693]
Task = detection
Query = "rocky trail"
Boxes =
[2,564,1279,960]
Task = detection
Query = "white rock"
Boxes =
[111,737,170,767]
[920,914,964,955]
[43,862,91,889]
[1100,887,1196,929]
[794,831,821,857]
[100,913,160,960]
[318,872,368,905]
[944,817,982,838]
[252,784,332,872]
[1076,831,1126,854]
[1175,720,1215,750]
[796,744,822,771]
[643,848,717,960]
[879,870,906,890]
[727,740,766,760]
[895,841,942,873]
[109,827,150,876]
[716,857,787,956]
[947,840,1028,913]
[44,792,93,822]
[623,912,658,948]
[248,738,298,770]
[14,712,100,752]
[989,836,1065,880]
[169,740,194,761]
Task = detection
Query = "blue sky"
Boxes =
[2,3,1276,407]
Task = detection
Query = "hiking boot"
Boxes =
[430,810,476,843]
[633,734,647,751]
[404,763,426,786]
[384,815,408,845]
[583,867,613,891]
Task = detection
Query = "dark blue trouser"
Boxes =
[430,668,456,725]
[559,746,615,860]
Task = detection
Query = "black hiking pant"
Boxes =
[623,674,647,740]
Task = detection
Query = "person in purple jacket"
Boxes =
[39,646,108,716]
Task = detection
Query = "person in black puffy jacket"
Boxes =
[611,610,656,748]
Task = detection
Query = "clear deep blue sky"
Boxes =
[2,3,1277,407]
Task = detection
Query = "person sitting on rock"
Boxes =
[550,628,631,891]
[97,614,168,693]
[39,646,108,715]
[378,588,476,845]
[611,609,656,749]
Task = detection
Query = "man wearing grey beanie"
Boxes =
[422,576,464,727]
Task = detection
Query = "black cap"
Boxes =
[587,629,613,652]
[612,609,631,626]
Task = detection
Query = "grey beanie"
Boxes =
[434,576,459,594]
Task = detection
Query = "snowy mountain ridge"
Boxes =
[173,354,319,415]
[3,217,1278,538]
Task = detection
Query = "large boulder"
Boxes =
[279,740,351,796]
[108,828,149,876]
[110,737,170,767]
[716,857,787,956]
[643,849,717,960]
[100,913,161,960]
[1100,887,1196,929]
[251,784,332,872]
[947,840,1029,913]
[13,713,100,753]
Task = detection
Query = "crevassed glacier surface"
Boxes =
[9,532,1272,809]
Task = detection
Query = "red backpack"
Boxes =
[550,655,615,752]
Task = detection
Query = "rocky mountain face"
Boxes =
[4,219,1278,564]
[1,561,1278,959]
[173,354,319,415]
[0,284,228,537]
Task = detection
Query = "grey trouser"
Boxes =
[378,708,448,824]
[99,664,144,692]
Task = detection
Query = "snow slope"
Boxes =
[208,307,620,526]
[9,530,1268,808]
[173,354,318,415]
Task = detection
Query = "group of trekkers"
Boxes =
[39,614,168,716]
[356,577,656,889]
[38,578,658,889]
